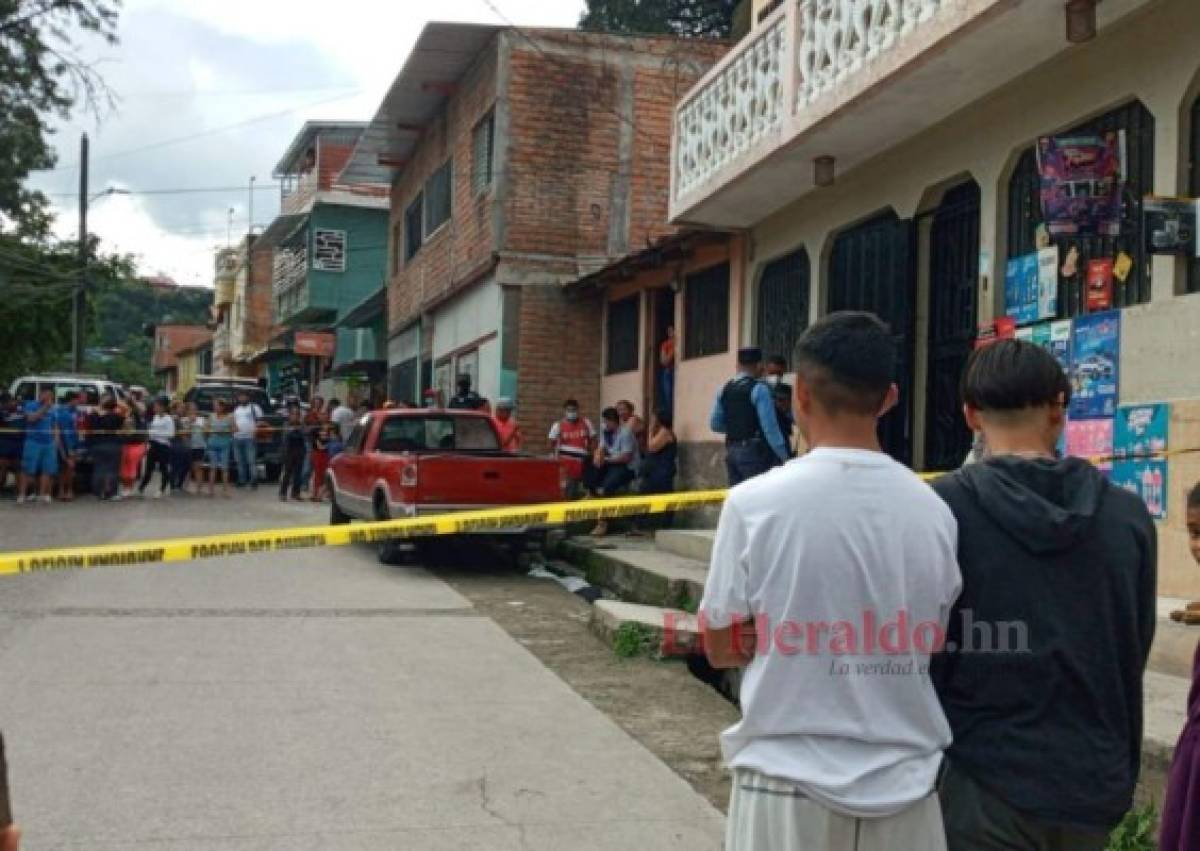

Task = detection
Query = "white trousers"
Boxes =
[726,768,947,851]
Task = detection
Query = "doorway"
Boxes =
[828,211,917,466]
[648,287,676,417]
[924,180,981,471]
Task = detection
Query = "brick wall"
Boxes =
[243,242,275,353]
[514,284,604,438]
[502,30,727,267]
[318,141,357,191]
[387,41,500,335]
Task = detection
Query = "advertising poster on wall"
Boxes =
[1065,417,1113,473]
[1113,402,1169,460]
[1069,311,1120,419]
[1112,459,1168,520]
[1143,197,1197,255]
[1037,132,1124,237]
[1048,319,1072,373]
[1005,247,1059,326]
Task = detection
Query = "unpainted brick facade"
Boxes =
[385,28,726,433]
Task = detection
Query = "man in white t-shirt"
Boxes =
[701,312,961,851]
[329,397,355,442]
[232,390,263,489]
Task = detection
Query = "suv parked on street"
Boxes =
[183,376,285,481]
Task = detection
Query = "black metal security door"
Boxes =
[828,212,917,465]
[925,181,980,471]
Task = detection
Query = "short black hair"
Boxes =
[329,398,341,408]
[601,406,620,422]
[563,398,579,409]
[1189,482,1200,511]
[793,311,896,416]
[961,339,1071,412]
[655,408,673,429]
[767,354,787,369]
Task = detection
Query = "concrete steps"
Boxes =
[556,537,709,610]
[589,600,701,656]
[655,529,715,563]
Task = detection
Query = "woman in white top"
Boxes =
[138,398,175,497]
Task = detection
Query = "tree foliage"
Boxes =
[579,0,740,39]
[0,235,133,385]
[0,0,120,239]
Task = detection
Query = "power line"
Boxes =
[36,90,365,174]
[43,185,279,199]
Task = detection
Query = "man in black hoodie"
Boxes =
[931,339,1156,850]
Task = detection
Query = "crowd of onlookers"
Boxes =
[0,388,366,505]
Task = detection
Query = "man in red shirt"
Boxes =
[548,398,596,498]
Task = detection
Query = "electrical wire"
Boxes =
[36,90,366,174]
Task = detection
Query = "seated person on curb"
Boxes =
[930,339,1156,851]
[627,409,677,537]
[583,406,637,537]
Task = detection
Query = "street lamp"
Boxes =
[88,187,130,204]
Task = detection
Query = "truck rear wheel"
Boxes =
[374,492,412,566]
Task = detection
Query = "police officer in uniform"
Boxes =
[709,347,790,486]
[447,374,490,412]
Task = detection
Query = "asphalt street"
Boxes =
[0,490,725,849]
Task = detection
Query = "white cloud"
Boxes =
[30,0,585,287]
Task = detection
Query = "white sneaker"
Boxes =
[161,486,172,498]
[15,495,27,504]
[151,489,163,499]
[40,495,51,504]
[109,493,123,502]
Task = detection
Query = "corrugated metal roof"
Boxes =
[340,22,505,186]
[273,121,369,178]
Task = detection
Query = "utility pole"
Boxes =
[227,207,234,246]
[72,133,89,374]
[248,175,256,241]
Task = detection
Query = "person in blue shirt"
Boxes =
[53,390,81,502]
[0,393,25,496]
[17,388,58,504]
[710,347,789,486]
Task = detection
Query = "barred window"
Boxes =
[605,295,639,375]
[472,111,496,194]
[424,160,452,236]
[404,193,423,262]
[756,248,810,364]
[684,262,730,359]
[1007,101,1155,316]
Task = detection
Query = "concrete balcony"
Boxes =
[670,0,1149,228]
[280,170,319,216]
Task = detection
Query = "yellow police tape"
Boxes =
[0,490,730,576]
[1,444,1194,576]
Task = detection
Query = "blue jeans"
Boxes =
[725,440,775,487]
[233,437,257,486]
[660,367,674,414]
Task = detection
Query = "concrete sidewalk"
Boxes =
[0,494,726,850]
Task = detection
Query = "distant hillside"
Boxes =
[86,279,212,391]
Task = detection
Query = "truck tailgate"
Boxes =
[414,454,561,508]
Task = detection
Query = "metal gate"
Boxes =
[756,248,810,363]
[925,181,980,471]
[828,212,917,465]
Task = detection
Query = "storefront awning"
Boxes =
[566,230,731,294]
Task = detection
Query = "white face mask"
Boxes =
[765,375,781,387]
[565,411,579,422]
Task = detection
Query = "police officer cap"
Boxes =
[737,347,763,365]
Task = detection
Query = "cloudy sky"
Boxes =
[29,0,585,287]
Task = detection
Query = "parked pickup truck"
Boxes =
[327,409,566,559]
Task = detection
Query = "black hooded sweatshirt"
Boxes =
[931,456,1156,830]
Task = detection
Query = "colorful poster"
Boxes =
[1069,311,1120,419]
[1005,253,1039,325]
[1143,197,1197,255]
[1113,403,1169,460]
[1066,418,1113,473]
[1037,132,1123,237]
[1048,320,1072,373]
[1086,259,1113,311]
[1112,459,1168,520]
[1037,246,1059,319]
[1005,248,1059,326]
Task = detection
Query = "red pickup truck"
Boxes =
[326,409,565,554]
